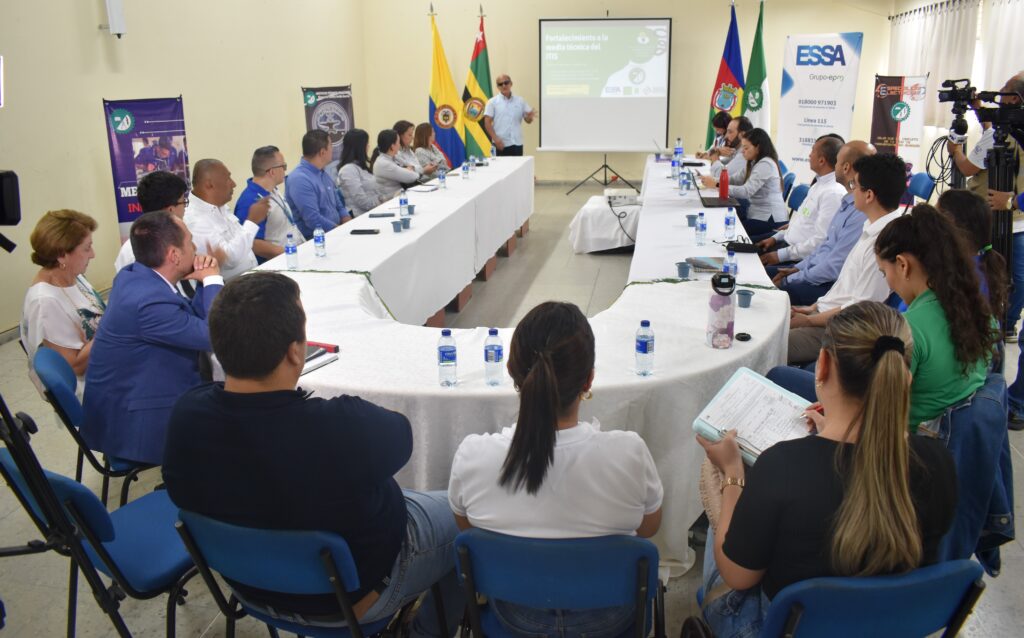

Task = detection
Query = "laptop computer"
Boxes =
[688,169,740,208]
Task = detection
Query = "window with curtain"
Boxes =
[983,0,1024,91]
[889,0,980,127]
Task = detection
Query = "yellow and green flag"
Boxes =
[429,16,467,167]
[462,16,493,159]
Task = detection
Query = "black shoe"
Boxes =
[1010,412,1024,431]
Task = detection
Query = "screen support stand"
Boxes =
[566,155,638,195]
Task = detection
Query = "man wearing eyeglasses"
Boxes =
[235,146,304,263]
[483,74,537,157]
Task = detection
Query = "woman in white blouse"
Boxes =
[448,301,663,637]
[21,210,105,390]
[371,129,421,198]
[336,128,388,216]
[394,120,435,177]
[412,123,450,180]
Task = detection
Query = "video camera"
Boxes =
[937,79,976,143]
[0,170,19,254]
[975,90,1024,147]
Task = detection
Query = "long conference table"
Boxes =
[257,155,790,571]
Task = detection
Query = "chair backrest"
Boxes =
[908,172,936,202]
[760,559,984,637]
[782,172,796,201]
[454,528,659,609]
[787,184,810,213]
[177,510,361,595]
[33,347,82,428]
[779,160,789,175]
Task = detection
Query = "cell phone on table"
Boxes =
[368,212,395,218]
[350,228,380,235]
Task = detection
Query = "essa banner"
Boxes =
[777,33,863,183]
[870,74,928,170]
[302,85,354,163]
[102,97,189,242]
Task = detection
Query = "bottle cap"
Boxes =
[488,328,498,336]
[441,329,451,336]
[640,320,650,327]
[711,272,736,296]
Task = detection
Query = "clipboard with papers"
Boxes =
[692,367,812,465]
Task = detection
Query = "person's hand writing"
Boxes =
[187,254,221,280]
[697,430,745,477]
[804,403,825,434]
[246,196,271,225]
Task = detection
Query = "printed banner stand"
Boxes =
[102,97,189,242]
[302,86,355,163]
[870,74,928,171]
[776,33,863,184]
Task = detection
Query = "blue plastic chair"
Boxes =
[782,172,796,201]
[905,172,936,209]
[176,510,443,638]
[33,347,154,507]
[454,528,665,638]
[787,184,810,214]
[0,410,196,638]
[779,160,789,175]
[759,559,985,637]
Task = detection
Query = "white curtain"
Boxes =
[889,0,979,126]
[983,0,1024,91]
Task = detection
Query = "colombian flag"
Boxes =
[429,16,467,168]
[705,4,745,148]
[462,17,493,159]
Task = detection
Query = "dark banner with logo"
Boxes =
[103,97,189,242]
[870,74,927,168]
[302,85,354,162]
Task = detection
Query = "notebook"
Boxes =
[302,351,338,376]
[693,367,812,465]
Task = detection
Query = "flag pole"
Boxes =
[479,4,485,18]
[428,3,436,16]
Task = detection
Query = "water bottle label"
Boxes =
[286,246,297,254]
[484,345,503,362]
[635,338,654,354]
[438,346,457,363]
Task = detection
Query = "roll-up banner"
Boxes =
[870,74,928,170]
[777,33,863,183]
[302,85,354,163]
[102,97,190,242]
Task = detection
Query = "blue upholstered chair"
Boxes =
[787,184,811,214]
[454,528,665,638]
[905,172,936,210]
[759,559,985,637]
[0,409,196,637]
[33,347,154,506]
[782,172,796,202]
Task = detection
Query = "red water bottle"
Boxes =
[719,169,729,199]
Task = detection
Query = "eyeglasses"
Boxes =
[270,164,288,171]
[176,195,190,207]
[497,80,511,86]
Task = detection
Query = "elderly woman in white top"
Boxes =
[21,209,105,394]
[394,120,435,177]
[372,129,420,198]
[337,129,389,216]
[702,127,789,237]
[412,123,450,180]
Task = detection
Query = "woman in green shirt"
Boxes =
[874,204,999,430]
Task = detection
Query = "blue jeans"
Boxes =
[1008,232,1024,327]
[766,366,817,403]
[490,600,634,638]
[779,278,833,307]
[701,529,770,638]
[359,490,464,637]
[1010,345,1024,416]
[740,216,785,239]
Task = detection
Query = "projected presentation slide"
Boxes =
[539,18,671,152]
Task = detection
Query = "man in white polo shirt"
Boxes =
[483,74,536,157]
[787,153,907,364]
[758,135,846,266]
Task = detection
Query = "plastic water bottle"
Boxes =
[399,189,409,216]
[462,162,470,180]
[696,212,707,246]
[438,329,457,387]
[674,137,683,158]
[635,320,654,376]
[438,169,447,189]
[490,144,497,160]
[469,155,478,172]
[484,328,503,386]
[724,207,737,240]
[671,158,680,180]
[725,250,738,277]
[285,233,298,271]
[678,170,689,194]
[313,226,327,258]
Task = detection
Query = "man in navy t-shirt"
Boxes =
[162,272,461,635]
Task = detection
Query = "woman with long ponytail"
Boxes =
[698,302,957,637]
[448,302,663,636]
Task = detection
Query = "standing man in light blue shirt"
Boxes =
[285,130,351,239]
[483,74,536,157]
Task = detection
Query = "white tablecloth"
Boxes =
[568,195,640,253]
[277,154,791,572]
[258,158,535,324]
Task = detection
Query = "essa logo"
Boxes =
[796,45,847,66]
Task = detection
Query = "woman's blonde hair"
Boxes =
[30,209,97,269]
[822,301,922,576]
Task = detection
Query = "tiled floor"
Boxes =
[0,183,1022,636]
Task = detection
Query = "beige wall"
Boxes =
[0,0,898,331]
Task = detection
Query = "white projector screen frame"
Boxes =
[538,17,672,153]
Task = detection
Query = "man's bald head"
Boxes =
[191,159,236,207]
[836,141,876,186]
[1002,71,1024,103]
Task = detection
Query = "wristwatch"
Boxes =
[721,476,745,493]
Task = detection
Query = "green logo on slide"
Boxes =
[108,108,134,134]
[891,101,910,122]
[304,90,318,106]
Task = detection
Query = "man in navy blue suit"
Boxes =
[82,211,223,465]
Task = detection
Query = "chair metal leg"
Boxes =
[75,449,84,484]
[430,582,447,638]
[100,460,111,507]
[119,469,143,507]
[655,580,666,638]
[226,613,237,638]
[66,561,78,638]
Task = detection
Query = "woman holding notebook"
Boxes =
[695,301,957,637]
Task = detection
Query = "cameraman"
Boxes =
[946,99,992,200]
